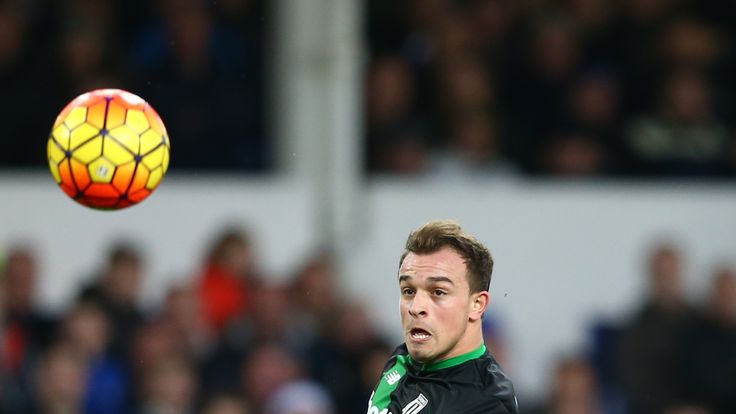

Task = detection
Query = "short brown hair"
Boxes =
[399,220,494,293]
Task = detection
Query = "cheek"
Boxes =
[399,301,409,319]
[442,299,470,325]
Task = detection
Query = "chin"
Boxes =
[407,346,432,362]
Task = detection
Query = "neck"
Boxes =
[414,343,487,371]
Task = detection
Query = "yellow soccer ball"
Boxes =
[47,89,170,209]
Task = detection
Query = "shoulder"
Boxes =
[381,343,409,370]
[468,352,518,413]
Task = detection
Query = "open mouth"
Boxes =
[409,328,432,341]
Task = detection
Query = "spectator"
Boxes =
[31,341,89,414]
[263,380,335,414]
[0,244,56,413]
[239,341,303,412]
[539,130,606,176]
[370,120,432,174]
[680,266,736,414]
[59,300,130,414]
[131,0,267,171]
[0,1,59,167]
[310,302,391,414]
[200,393,251,414]
[430,110,515,176]
[289,251,343,340]
[159,283,215,360]
[665,405,713,414]
[197,227,259,334]
[366,54,429,172]
[201,280,310,398]
[138,353,199,414]
[78,241,146,359]
[616,243,697,414]
[624,70,731,176]
[504,13,583,170]
[529,355,607,414]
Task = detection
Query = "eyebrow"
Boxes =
[398,275,455,285]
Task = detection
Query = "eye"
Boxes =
[433,289,447,296]
[401,287,415,296]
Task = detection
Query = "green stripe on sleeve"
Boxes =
[368,355,409,412]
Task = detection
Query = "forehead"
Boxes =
[399,246,468,283]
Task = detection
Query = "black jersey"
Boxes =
[367,344,518,414]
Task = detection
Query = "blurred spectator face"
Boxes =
[36,343,89,412]
[168,2,212,70]
[450,112,499,162]
[68,0,115,24]
[251,282,291,338]
[569,73,619,126]
[375,125,430,174]
[0,4,26,66]
[241,343,302,407]
[648,246,684,308]
[159,0,211,71]
[143,355,198,412]
[61,27,105,81]
[433,14,476,58]
[408,0,449,30]
[543,133,603,176]
[294,255,336,313]
[2,247,37,313]
[133,320,180,375]
[210,230,254,278]
[202,394,251,414]
[710,267,736,323]
[104,252,143,306]
[202,395,250,414]
[665,405,712,414]
[567,0,612,31]
[623,0,674,23]
[440,58,494,111]
[164,284,205,332]
[368,55,414,125]
[62,302,110,358]
[661,19,721,69]
[532,18,580,78]
[334,302,378,351]
[263,380,334,414]
[662,71,712,124]
[470,0,515,46]
[550,357,600,414]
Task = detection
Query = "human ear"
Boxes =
[469,291,489,321]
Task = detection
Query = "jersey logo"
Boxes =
[384,370,401,385]
[401,393,428,414]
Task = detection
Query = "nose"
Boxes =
[408,291,429,318]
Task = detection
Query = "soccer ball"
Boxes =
[47,89,170,210]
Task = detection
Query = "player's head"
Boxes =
[397,220,493,363]
[400,220,493,293]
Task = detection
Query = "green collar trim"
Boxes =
[412,344,487,372]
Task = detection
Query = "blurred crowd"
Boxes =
[0,0,268,171]
[2,0,736,177]
[2,228,735,414]
[529,244,736,414]
[365,0,736,177]
[0,228,394,414]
